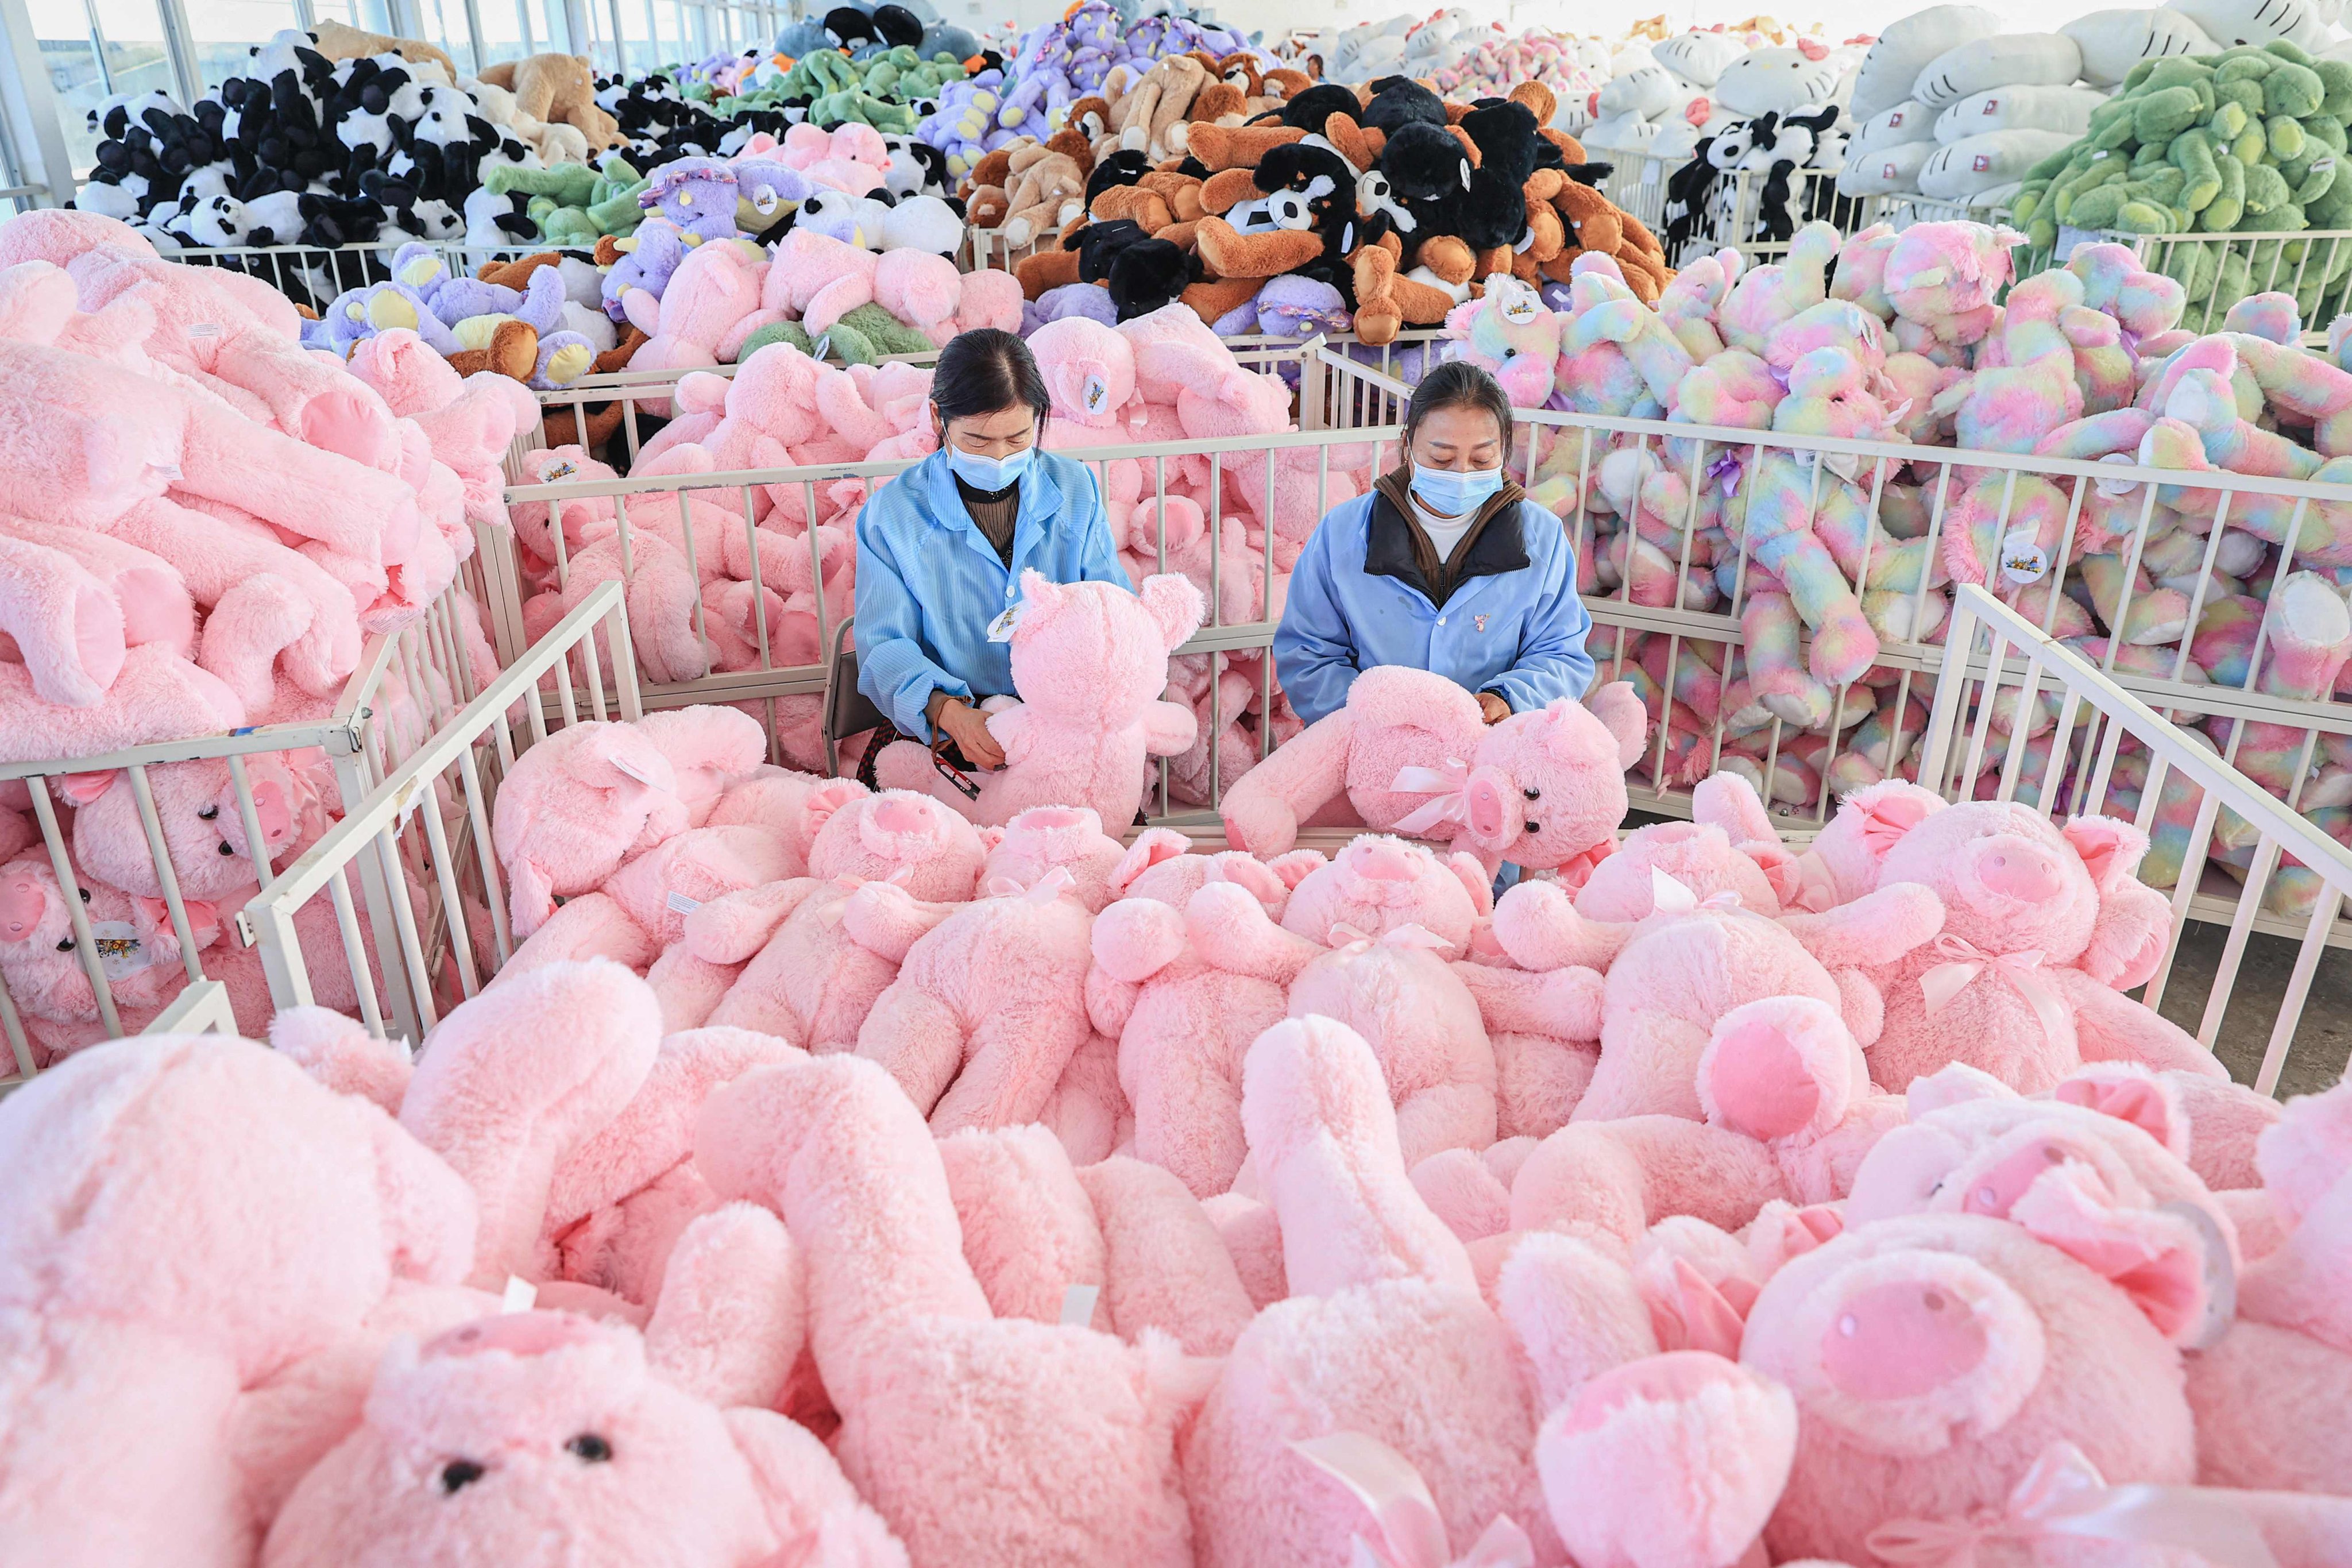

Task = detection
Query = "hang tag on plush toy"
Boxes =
[2159,1199,2238,1350]
[87,921,155,982]
[145,461,182,483]
[543,459,578,482]
[1500,291,1538,325]
[1059,1284,1099,1326]
[1080,373,1110,417]
[188,322,221,337]
[986,602,1021,642]
[666,891,701,914]
[2000,528,2049,585]
[810,334,831,363]
[2092,453,2139,499]
[501,1276,537,1314]
[611,754,661,787]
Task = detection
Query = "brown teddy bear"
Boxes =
[476,54,623,155]
[1002,129,1095,246]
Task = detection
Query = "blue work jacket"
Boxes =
[1275,485,1596,725]
[855,447,1132,737]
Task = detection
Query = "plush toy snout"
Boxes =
[1801,1246,2043,1453]
[0,875,47,942]
[1963,834,2068,906]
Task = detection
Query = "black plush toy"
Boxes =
[1240,141,1363,292]
[1359,75,1448,136]
[1272,82,1363,132]
[1084,149,1153,206]
[869,4,925,49]
[1456,99,1538,250]
[1107,237,1193,319]
[1376,119,1470,248]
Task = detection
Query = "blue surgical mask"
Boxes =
[1410,462,1505,517]
[947,442,1033,493]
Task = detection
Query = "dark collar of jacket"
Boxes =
[1366,468,1530,608]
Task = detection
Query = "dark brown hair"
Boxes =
[930,327,1051,431]
[1403,359,1514,465]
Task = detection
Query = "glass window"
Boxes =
[182,0,303,91]
[475,0,550,68]
[26,0,176,178]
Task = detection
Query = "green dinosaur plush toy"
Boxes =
[2008,41,2352,322]
[824,302,937,364]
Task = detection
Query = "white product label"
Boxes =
[666,890,701,914]
[986,603,1020,642]
[88,920,155,982]
[2000,528,2049,584]
[1887,110,1905,126]
[1982,98,1998,114]
[188,322,221,337]
[1059,1284,1100,1326]
[1081,373,1110,415]
[501,1275,538,1313]
[1501,292,1538,324]
[1972,154,1991,173]
[2093,453,2139,499]
[2053,225,2097,263]
[611,754,660,787]
[146,462,182,482]
[543,459,578,482]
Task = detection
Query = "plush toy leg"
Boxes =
[1078,1156,1259,1355]
[0,534,128,708]
[1739,588,1832,728]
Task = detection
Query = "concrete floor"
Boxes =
[2150,924,2351,1099]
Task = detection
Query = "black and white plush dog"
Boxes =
[1662,103,1850,260]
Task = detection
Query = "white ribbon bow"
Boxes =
[986,866,1076,904]
[1327,922,1454,954]
[1390,760,1475,836]
[1866,1442,2279,1568]
[1918,933,2071,1046]
[1648,869,1744,918]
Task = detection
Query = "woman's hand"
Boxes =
[934,697,1007,771]
[1478,692,1512,725]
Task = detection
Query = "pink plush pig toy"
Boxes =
[1219,664,1648,877]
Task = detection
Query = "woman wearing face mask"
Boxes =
[1274,360,1595,728]
[853,327,1130,781]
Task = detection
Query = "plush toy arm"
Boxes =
[1185,878,1323,983]
[683,876,821,963]
[725,1407,911,1568]
[1216,701,1358,855]
[2052,968,2229,1080]
[1451,959,1604,1040]
[644,1201,803,1409]
[1393,1075,1503,1173]
[840,880,959,963]
[1490,877,1635,972]
[1084,962,1141,1040]
[2076,875,2172,990]
[1141,698,1198,757]
[1779,880,1944,969]
[499,891,658,978]
[1492,1229,1663,1412]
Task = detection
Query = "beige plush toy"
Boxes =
[311,19,457,79]
[477,53,624,154]
[466,76,592,164]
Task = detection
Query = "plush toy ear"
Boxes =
[2010,1164,2230,1346]
[1646,1256,1750,1359]
[2052,1065,2189,1159]
[1208,851,1287,913]
[1136,571,1206,653]
[1845,781,1940,863]
[1905,1061,2018,1118]
[799,776,868,841]
[1697,999,1851,1142]
[1107,825,1192,896]
[1265,848,1328,890]
[1579,681,1647,768]
[51,770,119,807]
[1691,771,1776,848]
[2060,814,2149,893]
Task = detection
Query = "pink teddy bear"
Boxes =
[696,1051,1207,1568]
[690,785,987,1051]
[261,1305,907,1568]
[1177,835,1503,1180]
[872,569,1205,828]
[1220,664,1648,875]
[0,1033,476,1568]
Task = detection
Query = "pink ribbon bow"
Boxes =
[1918,933,2071,1046]
[1866,1442,2278,1568]
[1327,922,1455,955]
[1648,870,1744,918]
[1391,760,1475,837]
[1289,1433,1535,1568]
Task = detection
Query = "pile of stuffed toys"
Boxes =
[503,302,1348,787]
[1425,212,2352,921]
[0,208,513,1058]
[14,659,2352,1567]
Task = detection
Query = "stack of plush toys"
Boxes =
[14,659,2352,1568]
[981,71,1666,348]
[0,208,514,1057]
[1428,211,2352,919]
[503,302,1361,789]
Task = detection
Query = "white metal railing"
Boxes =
[240,581,639,1046]
[0,531,501,1088]
[1601,152,1880,267]
[165,237,555,308]
[1921,583,2352,1090]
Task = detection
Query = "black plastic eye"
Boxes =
[217,842,235,855]
[77,888,90,902]
[198,805,218,820]
[55,937,73,952]
[565,1434,613,1462]
[1521,787,1540,801]
[1524,821,1540,835]
[440,1459,485,1493]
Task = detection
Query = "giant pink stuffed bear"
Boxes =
[0,1034,476,1567]
[696,1051,1206,1568]
[690,785,987,1049]
[873,569,1205,827]
[1218,664,1647,875]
